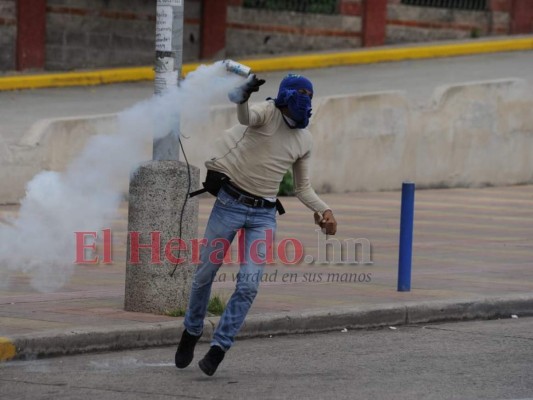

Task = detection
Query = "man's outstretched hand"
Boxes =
[314,210,337,235]
[243,74,266,97]
[228,74,266,104]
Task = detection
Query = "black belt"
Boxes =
[223,183,276,208]
[222,183,286,215]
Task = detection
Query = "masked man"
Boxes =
[175,73,337,376]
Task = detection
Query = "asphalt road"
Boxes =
[1,51,533,143]
[1,317,532,400]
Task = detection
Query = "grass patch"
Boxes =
[165,293,227,318]
[166,307,186,317]
[207,293,227,316]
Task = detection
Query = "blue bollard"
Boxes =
[397,182,415,292]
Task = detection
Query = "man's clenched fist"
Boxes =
[314,210,337,235]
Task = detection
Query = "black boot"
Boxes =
[198,345,225,376]
[175,329,202,369]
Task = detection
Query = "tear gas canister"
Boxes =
[223,60,252,77]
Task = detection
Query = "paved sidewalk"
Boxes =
[1,185,532,343]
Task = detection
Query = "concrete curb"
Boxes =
[1,36,532,91]
[2,294,532,361]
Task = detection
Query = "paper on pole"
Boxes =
[157,0,182,6]
[156,6,173,52]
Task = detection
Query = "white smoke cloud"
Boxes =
[0,62,243,292]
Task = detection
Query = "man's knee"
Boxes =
[192,268,217,289]
[236,279,260,300]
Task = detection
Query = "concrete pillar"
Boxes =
[16,0,46,70]
[124,161,200,314]
[200,0,227,59]
[362,0,387,47]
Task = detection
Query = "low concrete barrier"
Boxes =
[0,114,121,203]
[415,79,533,188]
[1,78,532,204]
[310,78,533,192]
[155,77,533,194]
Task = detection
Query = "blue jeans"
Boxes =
[184,187,277,351]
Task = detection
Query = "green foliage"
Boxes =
[278,170,294,197]
[166,307,186,317]
[165,293,227,318]
[207,293,227,316]
[243,0,337,14]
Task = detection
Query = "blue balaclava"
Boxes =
[273,74,313,129]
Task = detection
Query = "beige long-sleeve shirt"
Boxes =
[205,100,330,214]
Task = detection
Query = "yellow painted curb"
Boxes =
[0,63,201,91]
[242,37,533,72]
[0,37,532,91]
[0,337,16,362]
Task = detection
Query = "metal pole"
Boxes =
[153,0,184,161]
[397,182,415,292]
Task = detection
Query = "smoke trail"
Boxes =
[0,62,243,292]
